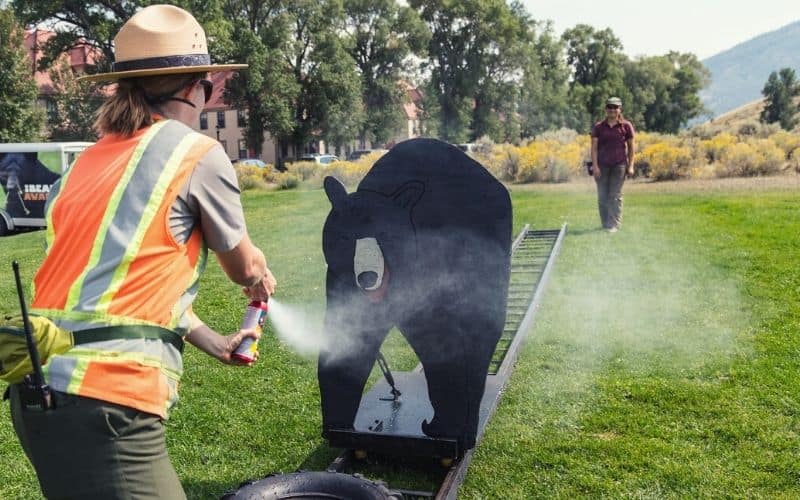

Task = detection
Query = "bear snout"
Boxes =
[357,271,379,290]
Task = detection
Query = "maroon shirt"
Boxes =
[591,119,635,167]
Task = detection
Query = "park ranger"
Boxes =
[7,5,276,498]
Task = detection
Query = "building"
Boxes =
[24,30,426,163]
[24,28,102,118]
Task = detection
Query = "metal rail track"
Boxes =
[327,223,567,499]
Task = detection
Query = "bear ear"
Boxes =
[324,176,348,208]
[391,181,424,209]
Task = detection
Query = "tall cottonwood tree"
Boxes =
[760,67,800,130]
[342,0,429,146]
[410,0,530,143]
[562,24,625,130]
[0,8,44,141]
[518,20,575,137]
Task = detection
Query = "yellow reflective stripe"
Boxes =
[66,356,90,394]
[65,347,182,380]
[64,120,169,311]
[96,133,203,314]
[30,307,165,329]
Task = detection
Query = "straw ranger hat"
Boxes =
[77,4,246,82]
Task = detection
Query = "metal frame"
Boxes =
[326,223,568,499]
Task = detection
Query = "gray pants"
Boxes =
[10,386,186,499]
[595,164,626,229]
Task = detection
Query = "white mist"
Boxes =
[265,299,327,357]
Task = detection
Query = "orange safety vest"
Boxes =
[31,119,217,417]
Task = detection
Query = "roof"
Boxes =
[24,28,103,95]
[203,70,237,111]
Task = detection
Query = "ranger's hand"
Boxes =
[242,267,277,301]
[626,165,635,177]
[219,328,261,366]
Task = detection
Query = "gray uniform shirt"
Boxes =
[169,144,245,252]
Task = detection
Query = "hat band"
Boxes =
[112,54,211,73]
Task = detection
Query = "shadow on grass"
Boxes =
[184,478,247,500]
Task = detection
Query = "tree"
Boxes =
[224,1,297,157]
[562,24,625,130]
[410,0,530,143]
[342,0,429,146]
[47,59,103,141]
[518,20,576,137]
[12,1,232,74]
[0,8,44,142]
[761,68,800,130]
[276,0,363,156]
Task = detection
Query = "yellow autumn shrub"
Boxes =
[638,142,693,180]
[700,132,737,163]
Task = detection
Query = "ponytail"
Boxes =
[93,72,205,137]
[93,79,153,137]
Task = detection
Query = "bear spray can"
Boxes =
[231,300,268,363]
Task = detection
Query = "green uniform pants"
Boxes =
[10,386,186,499]
[595,164,627,229]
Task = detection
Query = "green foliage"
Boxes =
[562,24,625,130]
[342,0,429,145]
[518,21,578,137]
[760,68,800,130]
[0,8,45,142]
[12,1,232,75]
[410,0,530,143]
[623,52,710,134]
[46,59,102,141]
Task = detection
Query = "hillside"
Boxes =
[702,20,800,118]
[702,95,800,132]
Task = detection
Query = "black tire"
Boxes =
[222,471,401,500]
[0,216,8,237]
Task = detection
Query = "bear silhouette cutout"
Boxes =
[318,138,512,451]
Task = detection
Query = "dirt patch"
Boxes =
[506,173,800,195]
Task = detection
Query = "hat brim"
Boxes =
[76,64,248,83]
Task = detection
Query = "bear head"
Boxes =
[322,176,423,304]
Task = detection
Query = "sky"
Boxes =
[521,0,800,60]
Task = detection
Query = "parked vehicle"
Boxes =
[346,149,388,161]
[0,142,93,236]
[298,154,339,165]
[456,143,478,153]
[235,158,268,168]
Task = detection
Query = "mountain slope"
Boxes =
[702,20,800,117]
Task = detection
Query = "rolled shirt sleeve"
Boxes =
[170,144,246,252]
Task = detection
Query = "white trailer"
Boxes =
[0,142,93,236]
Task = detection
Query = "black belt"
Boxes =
[72,325,184,353]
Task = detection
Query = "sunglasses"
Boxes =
[605,105,620,110]
[194,79,213,103]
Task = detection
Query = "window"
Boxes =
[45,99,57,121]
[238,139,248,159]
[237,109,246,128]
[199,112,208,130]
[216,110,226,129]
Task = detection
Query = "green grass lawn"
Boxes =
[2,178,800,498]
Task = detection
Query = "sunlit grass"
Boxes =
[2,179,799,498]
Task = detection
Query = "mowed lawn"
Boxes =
[2,177,800,498]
